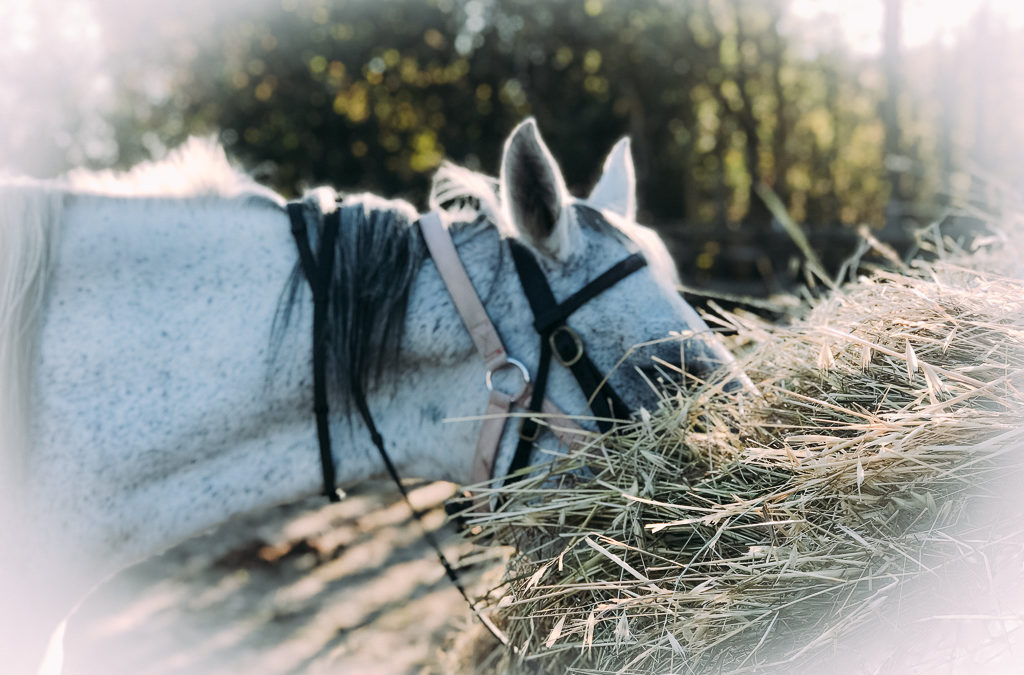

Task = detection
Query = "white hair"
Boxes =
[428,161,513,236]
[0,178,62,488]
[66,136,280,201]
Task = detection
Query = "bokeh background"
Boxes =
[5,2,1024,672]
[3,0,1022,296]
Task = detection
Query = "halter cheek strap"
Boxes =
[418,212,585,484]
[505,240,647,480]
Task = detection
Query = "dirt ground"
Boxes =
[61,481,500,675]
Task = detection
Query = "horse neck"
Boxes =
[2,195,503,672]
[19,194,488,582]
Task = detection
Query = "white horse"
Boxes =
[0,119,742,673]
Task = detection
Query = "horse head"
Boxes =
[408,119,748,482]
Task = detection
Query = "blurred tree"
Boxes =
[7,0,1021,294]
[882,0,903,227]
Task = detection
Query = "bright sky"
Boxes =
[6,0,1023,63]
[790,0,1024,54]
[2,0,99,55]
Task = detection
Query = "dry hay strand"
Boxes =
[458,238,1024,674]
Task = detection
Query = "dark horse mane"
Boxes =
[272,191,433,407]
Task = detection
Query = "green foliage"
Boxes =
[7,0,1021,287]
[96,0,902,224]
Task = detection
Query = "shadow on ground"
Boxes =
[61,481,501,675]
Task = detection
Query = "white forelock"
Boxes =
[429,161,512,235]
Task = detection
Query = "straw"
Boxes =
[453,224,1024,674]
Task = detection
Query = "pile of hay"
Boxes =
[458,229,1024,674]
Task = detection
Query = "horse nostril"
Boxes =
[631,337,739,392]
[638,347,722,390]
[637,362,678,389]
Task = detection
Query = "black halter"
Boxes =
[288,197,648,495]
[505,238,647,480]
[287,201,341,502]
[287,198,510,642]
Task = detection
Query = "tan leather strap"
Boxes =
[420,211,521,484]
[418,211,583,486]
[420,212,507,372]
[470,389,513,482]
[540,398,589,449]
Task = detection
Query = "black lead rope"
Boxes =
[287,201,509,649]
[506,239,647,481]
[347,379,507,644]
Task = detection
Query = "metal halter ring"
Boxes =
[485,357,531,400]
[549,324,584,367]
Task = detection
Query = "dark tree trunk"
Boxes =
[882,0,903,227]
[766,0,789,205]
[733,0,772,227]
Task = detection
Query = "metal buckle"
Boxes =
[518,418,542,442]
[549,325,584,367]
[485,357,531,400]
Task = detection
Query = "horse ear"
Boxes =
[588,137,636,221]
[500,118,572,258]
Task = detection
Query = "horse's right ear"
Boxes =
[500,118,573,258]
[588,137,636,221]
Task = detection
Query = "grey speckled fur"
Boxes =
[1,120,744,673]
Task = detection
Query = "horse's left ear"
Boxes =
[500,118,573,258]
[588,137,636,221]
